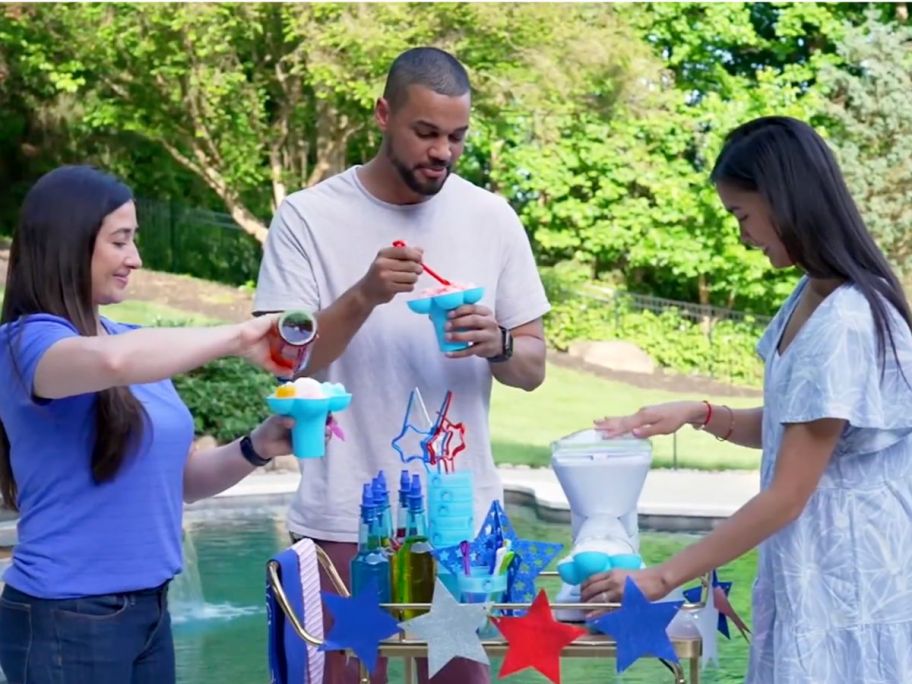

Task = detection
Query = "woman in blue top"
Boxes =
[0,166,297,684]
[585,117,912,682]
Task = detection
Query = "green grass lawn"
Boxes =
[100,299,221,326]
[0,288,217,327]
[491,363,760,471]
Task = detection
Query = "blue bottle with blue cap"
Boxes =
[372,471,394,554]
[350,483,391,602]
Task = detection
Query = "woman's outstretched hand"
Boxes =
[580,567,669,617]
[234,315,290,377]
[250,415,294,460]
[594,401,707,439]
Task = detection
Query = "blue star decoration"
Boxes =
[683,569,734,639]
[587,576,684,674]
[432,500,563,612]
[320,581,401,674]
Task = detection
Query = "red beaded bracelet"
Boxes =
[718,404,736,442]
[699,400,712,429]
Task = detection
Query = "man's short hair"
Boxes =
[382,47,470,111]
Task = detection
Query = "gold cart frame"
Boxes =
[266,546,706,684]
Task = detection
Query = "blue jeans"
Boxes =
[0,582,174,684]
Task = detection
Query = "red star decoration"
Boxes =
[491,590,585,684]
[425,390,466,473]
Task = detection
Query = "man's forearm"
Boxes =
[490,335,546,391]
[302,283,376,375]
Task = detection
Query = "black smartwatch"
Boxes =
[240,434,271,467]
[487,325,514,363]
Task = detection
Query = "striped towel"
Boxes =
[267,538,325,683]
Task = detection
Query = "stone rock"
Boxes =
[567,340,656,374]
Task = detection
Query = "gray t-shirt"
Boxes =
[254,166,550,542]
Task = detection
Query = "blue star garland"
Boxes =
[588,576,683,674]
[320,581,401,674]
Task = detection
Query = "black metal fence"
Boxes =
[568,284,770,388]
[134,198,262,286]
[582,284,772,329]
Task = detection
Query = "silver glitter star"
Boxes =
[399,578,490,677]
[690,584,720,669]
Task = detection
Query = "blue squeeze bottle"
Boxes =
[372,471,394,554]
[350,483,392,602]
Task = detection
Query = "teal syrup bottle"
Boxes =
[372,471,394,554]
[350,483,392,603]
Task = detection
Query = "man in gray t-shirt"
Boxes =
[254,47,549,684]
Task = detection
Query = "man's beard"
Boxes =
[387,145,451,197]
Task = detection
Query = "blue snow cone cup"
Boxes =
[266,381,351,458]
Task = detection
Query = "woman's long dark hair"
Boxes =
[711,116,912,373]
[1,165,146,510]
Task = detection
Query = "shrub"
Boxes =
[541,267,765,386]
[172,357,276,443]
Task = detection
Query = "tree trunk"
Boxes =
[159,139,269,242]
[269,145,287,213]
[697,272,712,335]
[897,3,908,22]
[227,203,269,243]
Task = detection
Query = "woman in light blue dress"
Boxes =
[583,116,912,683]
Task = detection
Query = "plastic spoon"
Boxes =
[392,240,451,286]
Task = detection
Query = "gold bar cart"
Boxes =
[267,547,706,684]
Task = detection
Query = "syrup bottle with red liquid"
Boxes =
[268,310,318,374]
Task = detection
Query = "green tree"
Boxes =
[820,12,912,272]
[0,3,647,243]
[585,1,906,311]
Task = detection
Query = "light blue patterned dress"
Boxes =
[749,276,912,683]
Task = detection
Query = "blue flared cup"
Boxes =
[327,393,352,412]
[266,392,352,459]
[459,287,484,305]
[457,566,508,605]
[406,286,486,353]
[407,298,432,314]
[457,566,507,638]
